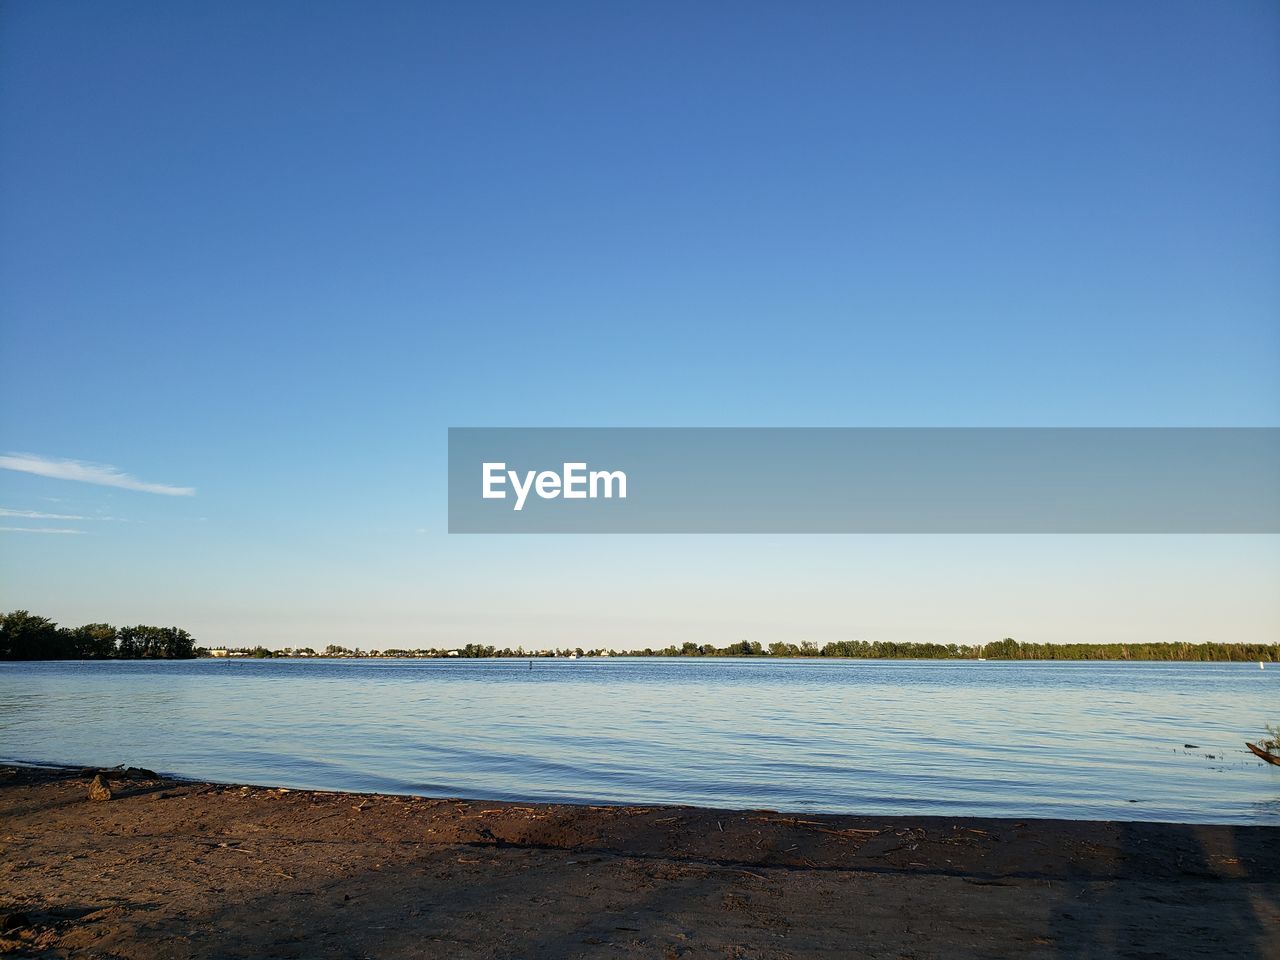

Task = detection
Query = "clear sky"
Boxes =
[2,1,1278,649]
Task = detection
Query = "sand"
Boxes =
[1,763,1276,958]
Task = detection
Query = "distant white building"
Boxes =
[209,649,229,657]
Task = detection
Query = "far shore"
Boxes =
[2,763,1277,959]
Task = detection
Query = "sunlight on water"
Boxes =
[1,658,1276,823]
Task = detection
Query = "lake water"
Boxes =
[1,658,1276,824]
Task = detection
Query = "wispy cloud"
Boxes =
[0,526,85,535]
[0,453,195,497]
[0,507,87,520]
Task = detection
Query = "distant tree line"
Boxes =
[0,610,197,660]
[5,609,1272,662]
[217,638,1278,662]
[284,644,600,659]
[613,638,1279,662]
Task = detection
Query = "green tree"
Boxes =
[114,624,196,659]
[0,610,63,659]
[67,623,118,658]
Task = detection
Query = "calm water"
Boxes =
[1,658,1277,824]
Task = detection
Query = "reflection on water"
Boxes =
[1,658,1276,823]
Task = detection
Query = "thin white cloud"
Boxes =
[0,526,85,535]
[0,507,87,520]
[0,453,195,497]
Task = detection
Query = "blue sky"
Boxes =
[1,1,1277,649]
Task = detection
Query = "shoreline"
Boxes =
[0,756,1272,828]
[3,764,1277,958]
[6,652,1278,662]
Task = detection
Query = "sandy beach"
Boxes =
[1,763,1276,959]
